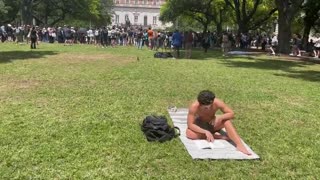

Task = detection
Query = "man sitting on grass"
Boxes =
[186,90,251,155]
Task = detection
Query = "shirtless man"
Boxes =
[186,90,251,155]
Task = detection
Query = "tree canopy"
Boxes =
[0,0,8,16]
[160,0,319,54]
[0,0,21,24]
[0,0,113,26]
[160,0,278,34]
[224,0,277,34]
[160,0,227,33]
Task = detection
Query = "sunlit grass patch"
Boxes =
[0,43,319,179]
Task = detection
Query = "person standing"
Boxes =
[221,32,230,56]
[136,29,143,49]
[290,34,301,56]
[202,32,210,53]
[100,27,108,48]
[314,36,320,58]
[147,27,154,50]
[185,30,193,58]
[172,29,182,59]
[30,27,38,49]
[270,34,278,55]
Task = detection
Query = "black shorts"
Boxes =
[195,117,215,134]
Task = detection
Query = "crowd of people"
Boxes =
[1,23,320,59]
[288,33,320,58]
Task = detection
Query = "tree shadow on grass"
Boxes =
[0,51,58,63]
[182,48,223,60]
[184,48,265,60]
[218,56,320,82]
[179,48,320,82]
[274,70,320,82]
[219,57,310,70]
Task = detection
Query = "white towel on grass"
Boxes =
[168,108,260,160]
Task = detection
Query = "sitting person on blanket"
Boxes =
[186,90,251,155]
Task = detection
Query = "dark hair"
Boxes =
[197,90,215,105]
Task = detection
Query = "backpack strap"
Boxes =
[155,127,180,142]
[144,129,162,141]
[144,129,174,142]
[156,130,174,142]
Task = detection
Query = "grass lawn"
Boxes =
[0,43,319,179]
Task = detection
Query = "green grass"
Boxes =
[0,43,319,179]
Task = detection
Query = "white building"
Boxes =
[111,0,169,29]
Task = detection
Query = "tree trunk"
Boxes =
[44,4,49,25]
[237,22,248,35]
[216,23,222,37]
[302,22,312,50]
[22,0,33,25]
[302,8,320,50]
[203,23,208,34]
[216,9,223,37]
[277,15,292,54]
[275,0,304,54]
[44,15,48,25]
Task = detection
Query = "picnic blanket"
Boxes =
[168,108,260,160]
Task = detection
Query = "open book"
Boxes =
[194,140,225,149]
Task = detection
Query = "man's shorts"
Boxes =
[195,117,215,134]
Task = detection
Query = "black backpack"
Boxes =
[154,52,173,59]
[141,115,180,142]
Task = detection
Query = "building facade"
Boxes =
[111,0,168,29]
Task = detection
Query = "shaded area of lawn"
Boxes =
[219,57,308,70]
[144,48,320,82]
[186,48,265,60]
[274,70,320,82]
[0,51,58,63]
[218,57,320,82]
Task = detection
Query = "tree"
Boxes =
[0,0,8,17]
[0,0,113,26]
[31,0,113,26]
[0,0,21,25]
[224,0,277,34]
[275,0,304,54]
[301,0,320,48]
[211,0,229,36]
[21,0,33,25]
[160,0,217,33]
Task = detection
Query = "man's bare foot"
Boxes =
[236,146,252,155]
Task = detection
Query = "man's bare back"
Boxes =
[186,90,251,155]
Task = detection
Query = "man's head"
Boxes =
[197,90,215,106]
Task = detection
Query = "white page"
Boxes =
[194,140,211,149]
[195,140,225,149]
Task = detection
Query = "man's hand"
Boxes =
[205,130,214,142]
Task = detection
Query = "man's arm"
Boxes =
[215,98,234,121]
